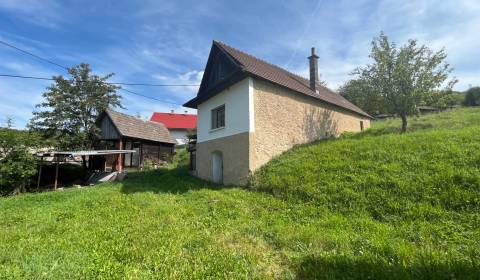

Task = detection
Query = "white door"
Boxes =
[212,152,223,184]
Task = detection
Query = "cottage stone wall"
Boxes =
[195,78,370,186]
[195,132,252,185]
[251,78,371,170]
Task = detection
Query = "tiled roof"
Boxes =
[214,41,372,119]
[105,110,176,144]
[150,112,197,129]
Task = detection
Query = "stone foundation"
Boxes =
[195,132,251,185]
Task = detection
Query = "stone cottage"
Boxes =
[184,41,372,185]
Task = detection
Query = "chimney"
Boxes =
[308,47,319,92]
[170,109,174,114]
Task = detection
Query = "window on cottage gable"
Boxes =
[211,105,225,130]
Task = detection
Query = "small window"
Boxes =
[211,105,225,129]
[360,121,364,131]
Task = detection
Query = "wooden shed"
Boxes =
[96,110,176,169]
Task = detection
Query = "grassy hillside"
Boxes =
[1,108,479,279]
[252,108,480,278]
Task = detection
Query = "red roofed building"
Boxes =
[150,111,197,145]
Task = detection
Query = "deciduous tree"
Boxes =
[348,32,456,132]
[29,63,122,160]
[339,78,385,116]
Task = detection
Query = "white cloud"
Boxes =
[0,0,62,28]
[152,70,203,97]
[280,0,480,91]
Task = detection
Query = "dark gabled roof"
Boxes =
[184,41,372,119]
[101,110,176,144]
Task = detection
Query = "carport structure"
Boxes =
[36,149,135,190]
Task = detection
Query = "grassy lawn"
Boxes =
[1,108,480,279]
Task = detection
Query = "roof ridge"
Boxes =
[152,112,197,116]
[206,41,371,119]
[107,109,168,127]
[214,40,335,93]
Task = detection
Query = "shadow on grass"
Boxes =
[296,254,480,280]
[121,165,230,194]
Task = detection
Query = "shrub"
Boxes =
[142,158,155,171]
[0,129,41,195]
[463,87,480,106]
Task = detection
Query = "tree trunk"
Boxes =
[12,182,26,195]
[82,155,87,169]
[400,114,408,133]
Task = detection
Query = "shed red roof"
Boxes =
[150,112,197,129]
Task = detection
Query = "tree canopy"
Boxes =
[342,32,456,132]
[463,87,480,106]
[29,63,122,150]
[339,78,386,116]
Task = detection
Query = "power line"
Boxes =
[111,82,199,87]
[0,74,187,106]
[0,39,198,106]
[0,39,69,70]
[119,88,183,106]
[0,39,200,87]
[0,74,199,86]
[0,74,53,81]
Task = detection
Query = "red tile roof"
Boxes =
[150,112,197,129]
[213,41,372,119]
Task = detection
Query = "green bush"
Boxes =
[173,148,189,167]
[141,158,155,171]
[463,87,480,106]
[0,129,40,195]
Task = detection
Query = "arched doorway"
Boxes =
[212,151,223,184]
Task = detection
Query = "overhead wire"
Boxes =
[0,40,199,106]
[0,74,187,105]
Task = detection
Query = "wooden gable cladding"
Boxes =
[99,113,120,140]
[185,43,246,108]
[201,45,240,93]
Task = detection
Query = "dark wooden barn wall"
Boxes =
[99,116,120,140]
[142,143,174,163]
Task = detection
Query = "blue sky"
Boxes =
[0,0,479,128]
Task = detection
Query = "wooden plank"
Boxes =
[54,157,59,190]
[36,159,43,190]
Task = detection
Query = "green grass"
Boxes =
[1,108,480,279]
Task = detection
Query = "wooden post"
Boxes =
[117,139,123,173]
[36,157,43,190]
[54,156,59,190]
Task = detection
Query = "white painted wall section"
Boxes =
[248,77,255,132]
[197,77,254,143]
[169,129,189,145]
